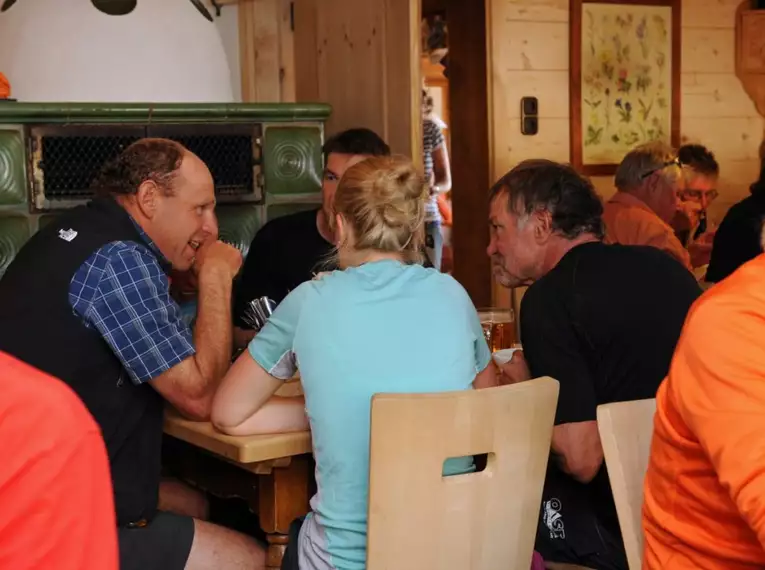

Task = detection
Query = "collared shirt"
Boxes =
[68,221,195,386]
[603,191,692,271]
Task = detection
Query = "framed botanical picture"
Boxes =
[570,0,681,175]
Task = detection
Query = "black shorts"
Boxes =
[281,517,305,570]
[535,468,628,570]
[118,511,195,570]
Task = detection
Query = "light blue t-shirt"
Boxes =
[248,259,491,570]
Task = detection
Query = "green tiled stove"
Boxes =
[0,102,332,275]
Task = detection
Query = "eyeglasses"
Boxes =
[640,157,682,180]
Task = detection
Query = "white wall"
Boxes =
[0,0,234,103]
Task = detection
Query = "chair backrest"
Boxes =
[366,377,559,570]
[596,398,657,570]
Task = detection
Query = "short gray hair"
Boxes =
[615,141,681,192]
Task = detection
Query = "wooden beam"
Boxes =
[384,0,422,159]
[447,0,492,307]
[239,0,281,102]
[279,0,296,102]
[293,0,319,101]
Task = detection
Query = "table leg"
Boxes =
[266,534,289,569]
[259,455,312,570]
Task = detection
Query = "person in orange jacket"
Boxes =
[644,231,765,569]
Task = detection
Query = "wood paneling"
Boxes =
[238,0,296,102]
[293,0,319,100]
[682,72,760,119]
[494,0,568,23]
[494,22,569,71]
[495,118,570,169]
[279,0,296,102]
[239,0,281,102]
[315,2,387,137]
[384,0,422,161]
[494,71,569,119]
[292,0,419,157]
[682,117,764,161]
[681,0,742,29]
[682,28,736,73]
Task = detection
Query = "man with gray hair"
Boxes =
[488,159,700,569]
[604,141,691,270]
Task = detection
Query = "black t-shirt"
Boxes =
[520,242,701,534]
[705,193,765,283]
[233,208,334,326]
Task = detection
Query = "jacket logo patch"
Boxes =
[58,228,78,242]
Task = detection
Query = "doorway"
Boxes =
[420,0,492,307]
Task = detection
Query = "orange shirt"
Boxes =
[603,191,692,271]
[643,254,765,570]
[0,352,118,570]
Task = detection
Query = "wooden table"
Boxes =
[163,404,312,569]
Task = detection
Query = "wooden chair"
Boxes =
[596,398,657,570]
[366,377,559,570]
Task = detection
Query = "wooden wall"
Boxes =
[292,0,421,159]
[488,0,764,307]
[232,0,420,157]
[237,0,296,103]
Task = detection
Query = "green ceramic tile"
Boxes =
[263,126,322,195]
[216,204,264,258]
[0,217,30,276]
[0,130,27,205]
[0,102,331,125]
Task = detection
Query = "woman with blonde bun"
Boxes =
[212,155,496,570]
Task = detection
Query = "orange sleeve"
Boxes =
[673,294,765,550]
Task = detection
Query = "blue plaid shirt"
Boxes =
[69,224,195,386]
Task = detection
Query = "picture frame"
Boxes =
[570,0,681,176]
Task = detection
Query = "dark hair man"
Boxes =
[0,139,267,570]
[232,127,391,348]
[487,159,700,570]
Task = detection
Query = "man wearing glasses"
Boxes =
[603,141,692,271]
[672,144,719,268]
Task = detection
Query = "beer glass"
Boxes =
[477,308,517,352]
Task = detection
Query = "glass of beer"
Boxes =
[477,308,517,353]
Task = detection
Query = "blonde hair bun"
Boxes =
[334,155,427,262]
